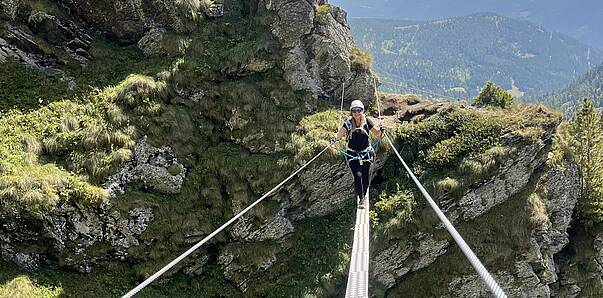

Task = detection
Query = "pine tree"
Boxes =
[566,98,603,223]
[473,81,514,108]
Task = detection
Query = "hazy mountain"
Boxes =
[331,0,603,49]
[545,62,603,114]
[350,14,603,99]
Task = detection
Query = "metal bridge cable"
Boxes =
[122,145,331,298]
[373,77,382,120]
[340,82,346,121]
[383,133,507,298]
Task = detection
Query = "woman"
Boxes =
[330,100,384,208]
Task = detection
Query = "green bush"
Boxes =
[421,111,504,168]
[435,177,460,197]
[473,81,515,108]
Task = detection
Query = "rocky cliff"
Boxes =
[1,1,601,297]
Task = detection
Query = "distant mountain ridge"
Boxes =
[331,0,603,49]
[350,13,603,99]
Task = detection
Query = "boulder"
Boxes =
[218,248,278,293]
[372,233,450,288]
[203,3,224,18]
[105,136,187,197]
[230,209,295,241]
[136,27,167,57]
[28,12,92,63]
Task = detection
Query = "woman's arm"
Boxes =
[369,118,384,138]
[370,126,383,138]
[335,126,347,141]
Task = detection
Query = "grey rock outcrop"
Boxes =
[370,122,583,294]
[184,254,211,276]
[202,3,224,19]
[447,160,579,296]
[105,136,187,197]
[372,233,449,288]
[260,0,376,102]
[218,249,278,293]
[28,12,92,64]
[287,151,387,220]
[137,27,168,57]
[0,24,64,75]
[1,8,92,76]
[230,209,295,242]
[57,0,200,43]
[0,0,27,21]
[449,133,551,222]
[0,202,153,272]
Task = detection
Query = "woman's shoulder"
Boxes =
[366,117,375,127]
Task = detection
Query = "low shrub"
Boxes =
[373,184,416,238]
[473,81,515,108]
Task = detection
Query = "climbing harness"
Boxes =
[122,145,331,298]
[337,140,380,165]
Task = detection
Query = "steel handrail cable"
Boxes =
[123,145,331,298]
[383,133,507,298]
[340,82,346,121]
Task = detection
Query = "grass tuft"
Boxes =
[0,275,62,298]
[22,135,42,156]
[350,47,372,72]
[527,193,549,228]
[435,177,460,197]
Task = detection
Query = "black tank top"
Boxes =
[345,118,374,151]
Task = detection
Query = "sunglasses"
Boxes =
[351,108,363,113]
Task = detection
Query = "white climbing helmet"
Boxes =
[350,100,364,110]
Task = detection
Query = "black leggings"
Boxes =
[349,159,371,199]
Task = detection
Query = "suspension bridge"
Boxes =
[122,83,507,298]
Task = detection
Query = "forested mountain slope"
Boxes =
[543,62,603,115]
[333,0,603,49]
[350,13,602,99]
